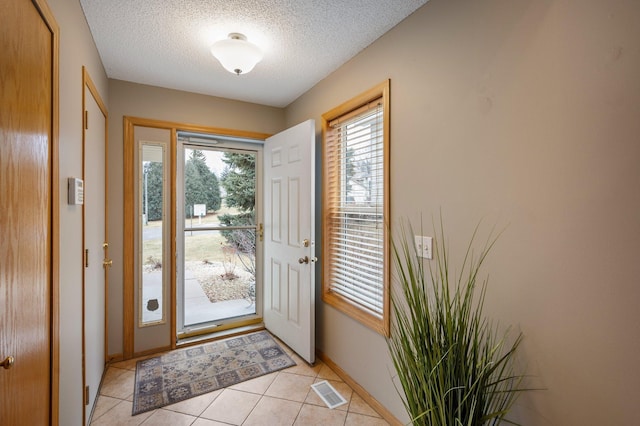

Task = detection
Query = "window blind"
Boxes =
[325,100,385,317]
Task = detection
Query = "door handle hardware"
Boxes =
[298,256,309,264]
[302,239,309,247]
[103,259,113,267]
[310,257,318,263]
[102,242,109,249]
[1,356,15,370]
[258,223,264,242]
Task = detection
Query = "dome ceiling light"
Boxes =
[210,33,263,76]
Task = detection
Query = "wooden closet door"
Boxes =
[0,0,56,423]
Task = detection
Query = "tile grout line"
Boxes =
[240,393,264,426]
[289,395,306,426]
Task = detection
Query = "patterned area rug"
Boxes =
[132,331,296,415]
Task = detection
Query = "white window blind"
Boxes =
[325,100,385,317]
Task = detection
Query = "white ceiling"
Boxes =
[80,0,428,107]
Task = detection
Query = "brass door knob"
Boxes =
[1,356,15,370]
[103,259,113,267]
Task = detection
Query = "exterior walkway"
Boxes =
[142,270,255,325]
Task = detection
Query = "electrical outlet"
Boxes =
[414,235,433,259]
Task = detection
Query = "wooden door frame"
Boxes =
[122,117,269,359]
[81,67,108,425]
[31,0,60,423]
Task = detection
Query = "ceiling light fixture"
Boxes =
[210,33,263,76]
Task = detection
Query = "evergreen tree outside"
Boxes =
[184,149,221,218]
[143,161,163,221]
[145,148,224,221]
[206,171,221,213]
[219,152,256,273]
[191,149,222,212]
[220,152,256,213]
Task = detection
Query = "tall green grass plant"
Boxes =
[388,220,529,425]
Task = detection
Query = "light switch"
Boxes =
[414,235,433,259]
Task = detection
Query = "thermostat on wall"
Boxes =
[68,177,84,205]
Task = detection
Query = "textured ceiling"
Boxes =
[80,0,428,107]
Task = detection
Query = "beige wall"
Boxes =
[285,0,640,424]
[46,0,640,423]
[106,80,286,355]
[47,0,109,424]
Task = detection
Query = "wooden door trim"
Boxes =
[123,118,135,359]
[82,67,108,424]
[122,116,270,359]
[31,0,60,423]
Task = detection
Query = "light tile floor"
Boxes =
[90,337,390,426]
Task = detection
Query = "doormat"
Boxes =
[132,331,296,415]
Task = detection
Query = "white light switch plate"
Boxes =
[414,235,433,259]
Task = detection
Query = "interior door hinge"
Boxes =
[85,249,89,268]
[258,223,264,242]
[84,385,90,405]
[84,110,88,129]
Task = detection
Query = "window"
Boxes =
[139,142,168,327]
[321,80,390,336]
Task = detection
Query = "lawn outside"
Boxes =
[141,205,256,317]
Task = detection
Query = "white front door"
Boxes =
[263,119,316,364]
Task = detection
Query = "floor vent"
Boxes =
[311,380,347,409]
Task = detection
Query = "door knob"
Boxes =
[1,356,15,370]
[298,256,309,264]
[103,259,113,267]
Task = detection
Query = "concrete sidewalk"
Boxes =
[141,270,255,325]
